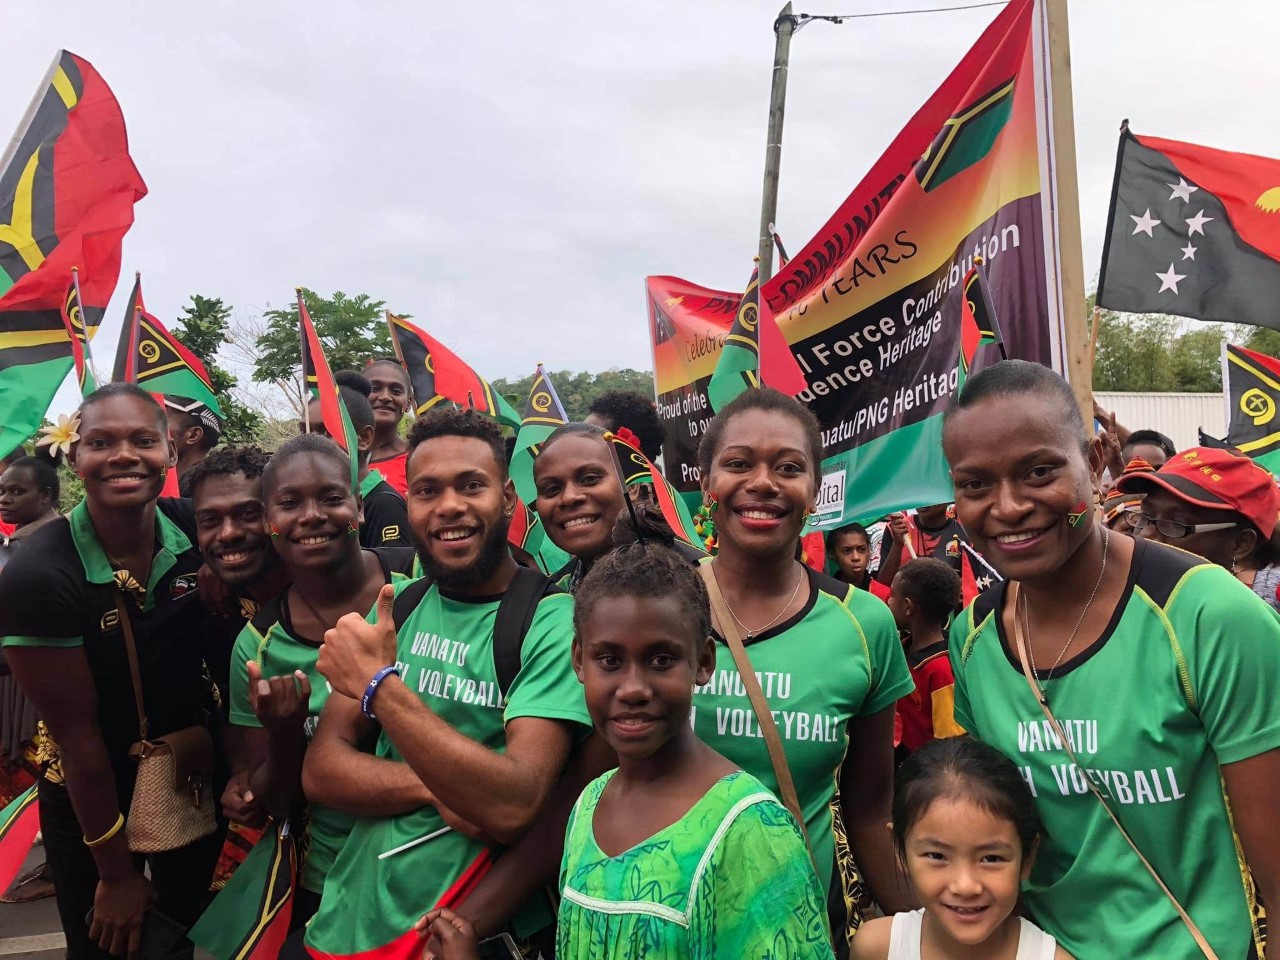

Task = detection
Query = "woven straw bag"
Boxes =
[114,592,217,853]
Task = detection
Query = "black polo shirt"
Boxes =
[359,469,409,549]
[0,498,213,808]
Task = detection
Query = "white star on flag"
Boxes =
[1186,210,1214,236]
[1168,178,1198,202]
[1130,208,1162,237]
[1156,263,1187,294]
[976,574,994,591]
[1181,242,1197,261]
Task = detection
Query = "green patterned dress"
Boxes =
[557,769,836,960]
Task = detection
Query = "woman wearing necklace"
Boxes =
[224,433,415,934]
[0,384,222,959]
[945,361,1280,959]
[691,388,915,948]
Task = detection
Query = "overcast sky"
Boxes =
[7,0,1279,415]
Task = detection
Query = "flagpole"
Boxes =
[756,4,796,286]
[71,267,101,390]
[297,289,310,431]
[1043,0,1092,432]
[1087,304,1102,373]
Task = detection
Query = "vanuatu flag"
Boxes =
[110,272,143,382]
[188,821,297,960]
[0,50,146,457]
[299,291,360,490]
[510,364,568,504]
[1096,126,1280,331]
[0,785,39,894]
[123,308,224,417]
[1224,343,1280,473]
[386,313,519,427]
[59,272,96,397]
[604,430,703,550]
[958,262,1004,383]
[507,497,571,576]
[706,264,807,414]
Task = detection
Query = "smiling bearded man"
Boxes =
[296,408,592,960]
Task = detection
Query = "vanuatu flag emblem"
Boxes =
[1225,343,1280,473]
[916,77,1017,193]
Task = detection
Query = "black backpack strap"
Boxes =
[493,565,560,698]
[392,576,434,632]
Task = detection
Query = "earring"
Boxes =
[347,521,359,537]
[695,493,719,553]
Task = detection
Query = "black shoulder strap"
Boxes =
[493,565,559,698]
[392,576,434,631]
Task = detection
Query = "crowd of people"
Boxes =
[0,356,1277,960]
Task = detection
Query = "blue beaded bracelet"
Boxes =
[361,665,400,720]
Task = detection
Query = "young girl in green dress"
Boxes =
[425,534,835,960]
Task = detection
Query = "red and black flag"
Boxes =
[958,261,1004,381]
[188,821,297,960]
[0,786,39,894]
[1224,343,1280,474]
[1096,124,1280,330]
[0,51,146,455]
[603,430,704,551]
[110,271,144,381]
[386,312,519,427]
[769,223,790,267]
[299,291,361,490]
[58,271,96,397]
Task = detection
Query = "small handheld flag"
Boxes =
[0,786,39,894]
[958,259,1005,384]
[604,430,704,551]
[386,313,519,427]
[188,820,297,960]
[128,309,224,418]
[59,272,96,397]
[111,272,144,382]
[298,290,360,491]
[707,263,806,413]
[510,364,568,504]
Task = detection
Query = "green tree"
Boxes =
[490,368,656,421]
[252,289,396,412]
[172,295,264,444]
[1092,310,1229,392]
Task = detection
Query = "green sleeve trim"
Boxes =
[2,634,83,648]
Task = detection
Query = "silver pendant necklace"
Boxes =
[1021,529,1110,697]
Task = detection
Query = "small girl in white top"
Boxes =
[851,737,1072,960]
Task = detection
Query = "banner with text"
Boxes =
[649,0,1067,525]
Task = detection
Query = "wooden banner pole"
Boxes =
[756,4,795,286]
[1045,0,1092,432]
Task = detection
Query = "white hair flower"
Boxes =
[36,412,81,457]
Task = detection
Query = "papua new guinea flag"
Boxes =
[1224,343,1280,473]
[0,50,146,456]
[1096,126,1280,330]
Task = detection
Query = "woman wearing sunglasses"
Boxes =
[1114,446,1280,612]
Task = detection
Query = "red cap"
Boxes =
[1115,447,1280,538]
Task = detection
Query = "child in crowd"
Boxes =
[425,535,835,959]
[850,737,1072,960]
[828,522,891,601]
[889,558,964,757]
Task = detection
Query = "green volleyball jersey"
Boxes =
[229,550,413,893]
[690,563,913,904]
[305,579,591,958]
[950,538,1280,959]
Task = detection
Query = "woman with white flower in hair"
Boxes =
[0,384,224,959]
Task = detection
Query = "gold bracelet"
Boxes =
[83,813,124,848]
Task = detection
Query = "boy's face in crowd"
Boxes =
[193,470,273,587]
[830,531,870,581]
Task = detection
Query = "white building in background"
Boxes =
[1094,392,1225,452]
